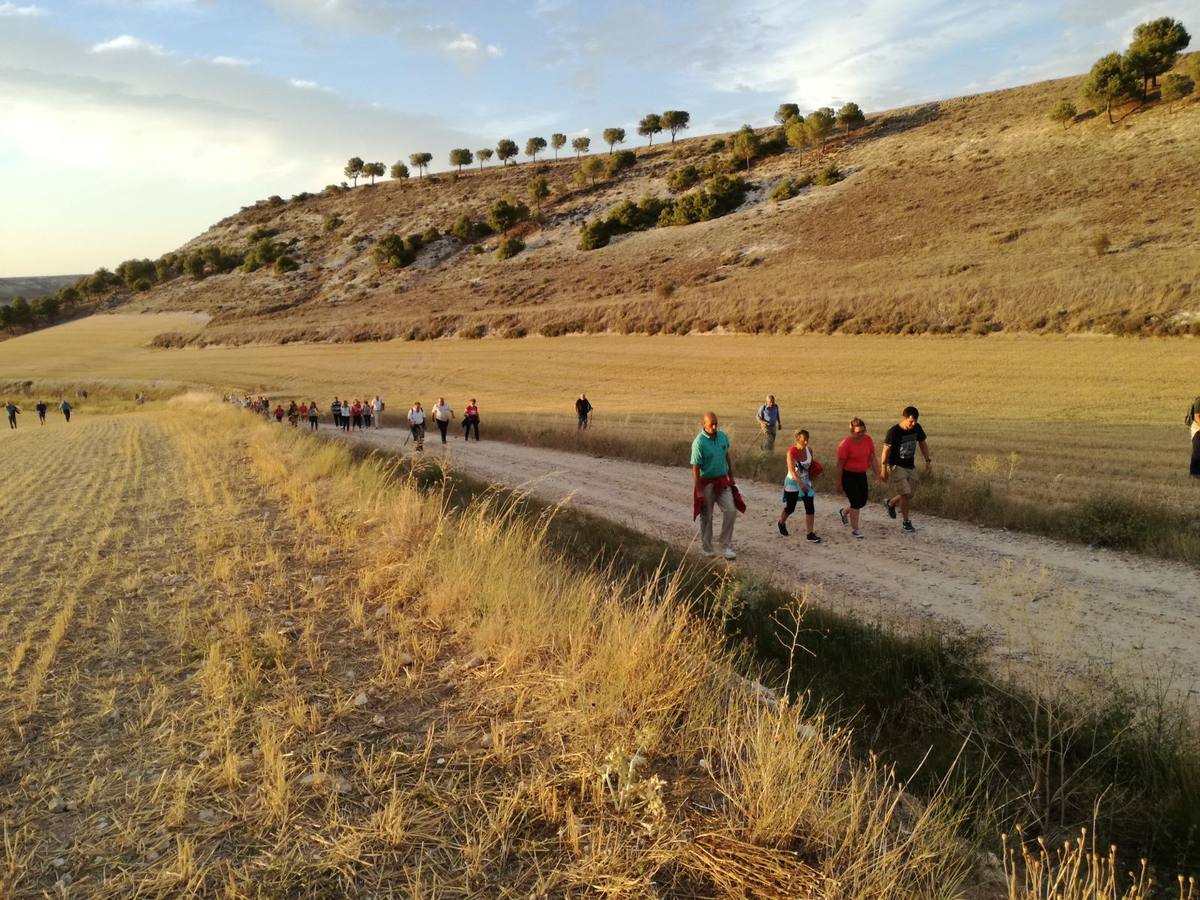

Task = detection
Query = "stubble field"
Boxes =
[1,402,984,897]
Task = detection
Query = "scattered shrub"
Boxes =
[655,282,676,300]
[1049,99,1078,128]
[132,278,152,292]
[249,226,281,242]
[372,233,420,269]
[658,174,746,226]
[242,239,288,273]
[266,195,285,207]
[488,196,530,233]
[604,149,638,177]
[579,195,671,251]
[421,226,441,243]
[274,255,299,274]
[1091,232,1111,256]
[322,215,342,233]
[471,244,485,255]
[814,164,843,186]
[667,165,700,192]
[495,236,525,260]
[450,215,491,241]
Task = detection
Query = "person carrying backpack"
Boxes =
[1188,394,1200,478]
[778,429,821,543]
[35,401,47,425]
[59,399,71,423]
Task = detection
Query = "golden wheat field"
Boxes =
[2,400,997,897]
[3,314,1199,528]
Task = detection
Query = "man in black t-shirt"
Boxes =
[880,406,931,533]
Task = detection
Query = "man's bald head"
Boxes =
[702,412,718,435]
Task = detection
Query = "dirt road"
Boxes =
[341,427,1200,690]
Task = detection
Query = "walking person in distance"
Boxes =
[778,429,821,543]
[576,393,593,429]
[307,401,320,431]
[881,406,932,533]
[36,401,47,425]
[756,395,781,452]
[373,395,384,429]
[1188,393,1200,478]
[331,396,341,430]
[463,399,480,441]
[432,397,453,443]
[691,412,742,560]
[836,417,878,539]
[5,401,19,429]
[408,401,427,451]
[59,399,71,423]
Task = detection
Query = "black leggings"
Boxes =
[308,417,318,431]
[841,471,869,510]
[436,419,448,442]
[463,416,479,440]
[782,491,814,516]
[1192,431,1200,477]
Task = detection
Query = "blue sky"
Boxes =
[1,0,1196,276]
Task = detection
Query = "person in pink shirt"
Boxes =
[835,417,879,539]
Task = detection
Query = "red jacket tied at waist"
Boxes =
[693,475,746,519]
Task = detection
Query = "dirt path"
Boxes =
[337,426,1200,691]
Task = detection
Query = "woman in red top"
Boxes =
[463,399,480,441]
[835,417,879,539]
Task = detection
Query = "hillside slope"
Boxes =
[124,64,1199,344]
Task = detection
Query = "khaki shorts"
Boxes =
[889,465,920,497]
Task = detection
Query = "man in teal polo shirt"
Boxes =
[691,412,738,559]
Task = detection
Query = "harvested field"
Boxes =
[0,403,976,897]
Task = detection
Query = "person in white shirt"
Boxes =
[407,401,426,451]
[431,397,454,443]
[373,395,384,429]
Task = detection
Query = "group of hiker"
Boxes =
[692,402,932,560]
[227,392,482,448]
[221,387,1200,564]
[4,399,73,429]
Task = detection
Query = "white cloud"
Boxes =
[211,55,256,66]
[91,34,166,55]
[288,78,320,89]
[0,3,48,15]
[267,0,503,61]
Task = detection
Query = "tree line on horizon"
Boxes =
[1052,17,1193,126]
[340,109,694,187]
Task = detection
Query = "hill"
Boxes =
[110,61,1200,344]
[0,275,83,304]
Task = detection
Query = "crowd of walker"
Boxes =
[216,388,1200,562]
[223,393,481,449]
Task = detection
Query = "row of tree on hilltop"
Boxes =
[1053,17,1193,125]
[341,113,694,184]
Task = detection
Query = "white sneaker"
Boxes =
[851,529,865,539]
[723,547,737,560]
[701,548,715,557]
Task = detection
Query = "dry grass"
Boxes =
[0,401,974,896]
[72,58,1199,344]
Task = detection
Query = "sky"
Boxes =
[1,0,1196,276]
